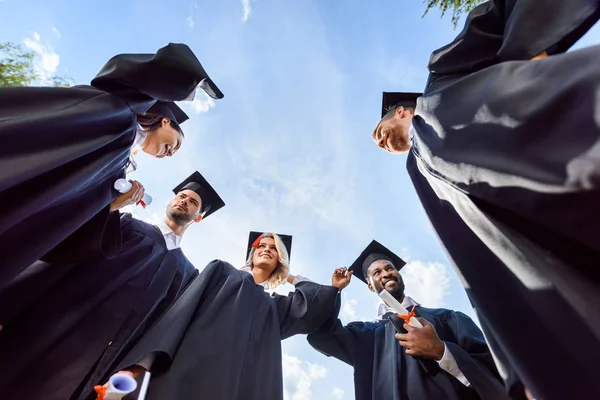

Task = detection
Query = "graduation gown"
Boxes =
[0,213,198,400]
[308,305,508,400]
[109,260,341,400]
[0,43,207,289]
[405,1,600,398]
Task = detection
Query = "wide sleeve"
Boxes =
[306,300,366,367]
[427,0,600,77]
[273,281,340,340]
[442,311,511,400]
[90,43,217,104]
[40,207,123,264]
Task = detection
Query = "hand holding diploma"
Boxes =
[110,179,152,211]
[395,318,445,360]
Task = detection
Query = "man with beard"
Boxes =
[308,240,509,400]
[0,171,224,400]
[371,2,600,399]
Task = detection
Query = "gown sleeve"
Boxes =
[273,281,340,340]
[442,311,510,399]
[427,0,600,78]
[90,43,217,105]
[306,301,365,367]
[41,207,123,264]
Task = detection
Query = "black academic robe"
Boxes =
[308,305,508,400]
[107,260,341,400]
[0,43,208,289]
[0,213,198,400]
[405,1,600,399]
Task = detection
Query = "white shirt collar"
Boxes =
[377,295,420,319]
[157,222,182,250]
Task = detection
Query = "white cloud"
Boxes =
[241,0,251,22]
[282,354,327,400]
[340,298,357,321]
[401,260,452,308]
[52,27,61,39]
[186,15,194,29]
[22,32,59,85]
[331,387,345,399]
[177,90,216,114]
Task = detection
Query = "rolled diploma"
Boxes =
[103,373,138,400]
[378,289,423,328]
[113,179,153,206]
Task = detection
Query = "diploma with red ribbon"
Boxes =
[114,179,153,208]
[378,289,423,328]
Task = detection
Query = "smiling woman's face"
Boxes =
[252,236,279,272]
[141,118,184,158]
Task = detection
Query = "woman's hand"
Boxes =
[110,180,145,212]
[332,267,353,291]
[287,274,296,284]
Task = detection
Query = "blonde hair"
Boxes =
[244,232,290,288]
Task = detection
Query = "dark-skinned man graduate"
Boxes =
[370,1,600,399]
[0,171,224,400]
[307,240,509,400]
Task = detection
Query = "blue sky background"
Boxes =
[2,0,599,398]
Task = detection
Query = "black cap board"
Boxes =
[246,231,293,261]
[172,171,225,218]
[381,92,422,118]
[147,101,189,124]
[349,240,407,284]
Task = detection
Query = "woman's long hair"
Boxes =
[243,232,290,289]
[136,113,184,136]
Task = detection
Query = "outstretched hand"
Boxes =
[332,267,353,291]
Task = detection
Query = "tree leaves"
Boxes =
[0,42,73,87]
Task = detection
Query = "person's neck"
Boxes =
[392,292,405,304]
[251,265,272,285]
[163,217,189,237]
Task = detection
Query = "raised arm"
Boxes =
[91,43,222,103]
[428,0,600,77]
[276,267,352,339]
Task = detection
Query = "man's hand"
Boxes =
[395,317,445,360]
[332,267,353,291]
[109,180,145,212]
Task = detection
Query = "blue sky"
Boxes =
[2,0,599,398]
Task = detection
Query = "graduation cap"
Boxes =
[147,101,189,124]
[349,240,407,284]
[246,231,293,261]
[381,92,422,118]
[172,171,225,219]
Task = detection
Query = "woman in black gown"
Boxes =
[0,43,223,288]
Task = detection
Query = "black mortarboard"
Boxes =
[172,171,225,219]
[147,101,189,124]
[349,240,407,284]
[246,231,293,261]
[381,92,422,118]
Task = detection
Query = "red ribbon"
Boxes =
[94,385,107,400]
[251,234,263,248]
[136,200,147,209]
[397,305,416,325]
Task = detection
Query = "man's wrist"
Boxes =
[433,340,445,361]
